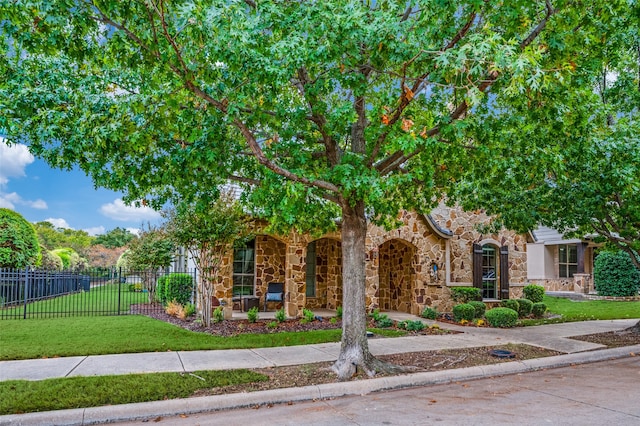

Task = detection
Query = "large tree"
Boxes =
[93,227,137,249]
[0,0,628,379]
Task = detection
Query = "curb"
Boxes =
[2,344,639,426]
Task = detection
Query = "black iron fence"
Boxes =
[0,268,197,320]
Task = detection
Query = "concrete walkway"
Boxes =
[1,318,639,426]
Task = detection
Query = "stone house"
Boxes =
[526,226,599,295]
[210,204,529,317]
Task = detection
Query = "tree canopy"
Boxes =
[1,0,632,379]
[93,227,137,249]
[0,208,41,268]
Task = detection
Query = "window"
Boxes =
[559,244,577,278]
[481,245,497,299]
[233,240,255,296]
[305,241,317,297]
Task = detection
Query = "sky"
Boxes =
[0,137,162,236]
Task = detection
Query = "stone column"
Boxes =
[285,235,307,317]
[573,273,592,294]
[365,246,380,311]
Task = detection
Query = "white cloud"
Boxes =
[83,226,106,236]
[0,139,34,187]
[99,198,161,222]
[0,192,47,210]
[126,227,141,236]
[45,218,72,229]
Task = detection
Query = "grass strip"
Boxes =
[520,296,640,326]
[0,316,342,360]
[0,369,267,415]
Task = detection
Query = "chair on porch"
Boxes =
[264,282,284,311]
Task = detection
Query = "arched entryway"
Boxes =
[305,238,342,310]
[378,239,417,313]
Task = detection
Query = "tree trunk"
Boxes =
[331,200,379,380]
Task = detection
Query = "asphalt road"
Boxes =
[113,357,640,426]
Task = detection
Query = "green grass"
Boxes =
[519,295,640,326]
[0,316,342,360]
[1,283,150,317]
[0,369,267,415]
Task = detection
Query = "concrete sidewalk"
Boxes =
[1,319,639,426]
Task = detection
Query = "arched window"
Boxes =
[473,243,509,299]
[481,245,497,299]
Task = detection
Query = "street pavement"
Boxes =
[1,318,639,425]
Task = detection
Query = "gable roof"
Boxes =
[530,226,583,245]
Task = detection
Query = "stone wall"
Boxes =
[255,235,287,303]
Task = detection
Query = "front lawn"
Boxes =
[520,295,640,326]
[0,315,342,360]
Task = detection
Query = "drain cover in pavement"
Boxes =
[489,349,516,358]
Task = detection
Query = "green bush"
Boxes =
[301,308,315,323]
[162,273,194,306]
[0,208,41,268]
[398,320,425,331]
[336,306,343,319]
[421,307,438,320]
[156,276,168,302]
[468,301,486,318]
[531,302,547,318]
[212,306,224,323]
[184,303,195,317]
[515,299,533,317]
[594,251,640,297]
[523,284,545,303]
[501,299,519,312]
[451,287,483,303]
[247,306,259,323]
[275,308,286,322]
[485,307,518,328]
[452,303,476,322]
[370,309,394,328]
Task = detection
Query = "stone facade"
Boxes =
[209,205,530,316]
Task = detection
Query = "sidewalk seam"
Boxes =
[64,356,89,378]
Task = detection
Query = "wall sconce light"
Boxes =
[431,262,439,281]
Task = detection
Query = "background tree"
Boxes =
[93,227,136,249]
[164,193,251,326]
[1,0,628,379]
[86,244,127,269]
[126,226,175,302]
[0,208,41,268]
[33,221,95,257]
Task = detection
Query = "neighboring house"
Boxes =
[208,204,529,317]
[526,226,598,295]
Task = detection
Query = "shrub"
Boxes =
[485,307,518,328]
[501,299,519,312]
[523,284,545,303]
[397,320,424,331]
[451,287,482,303]
[515,298,533,317]
[377,316,394,328]
[452,303,476,322]
[421,307,438,320]
[404,320,425,331]
[184,303,196,317]
[531,302,547,318]
[301,308,315,323]
[594,251,640,297]
[162,273,194,306]
[275,308,286,323]
[468,301,486,318]
[0,208,40,268]
[267,321,278,329]
[165,301,184,318]
[247,306,259,323]
[156,276,168,303]
[212,306,224,323]
[329,317,337,324]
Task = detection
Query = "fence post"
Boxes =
[23,266,29,319]
[117,267,122,315]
